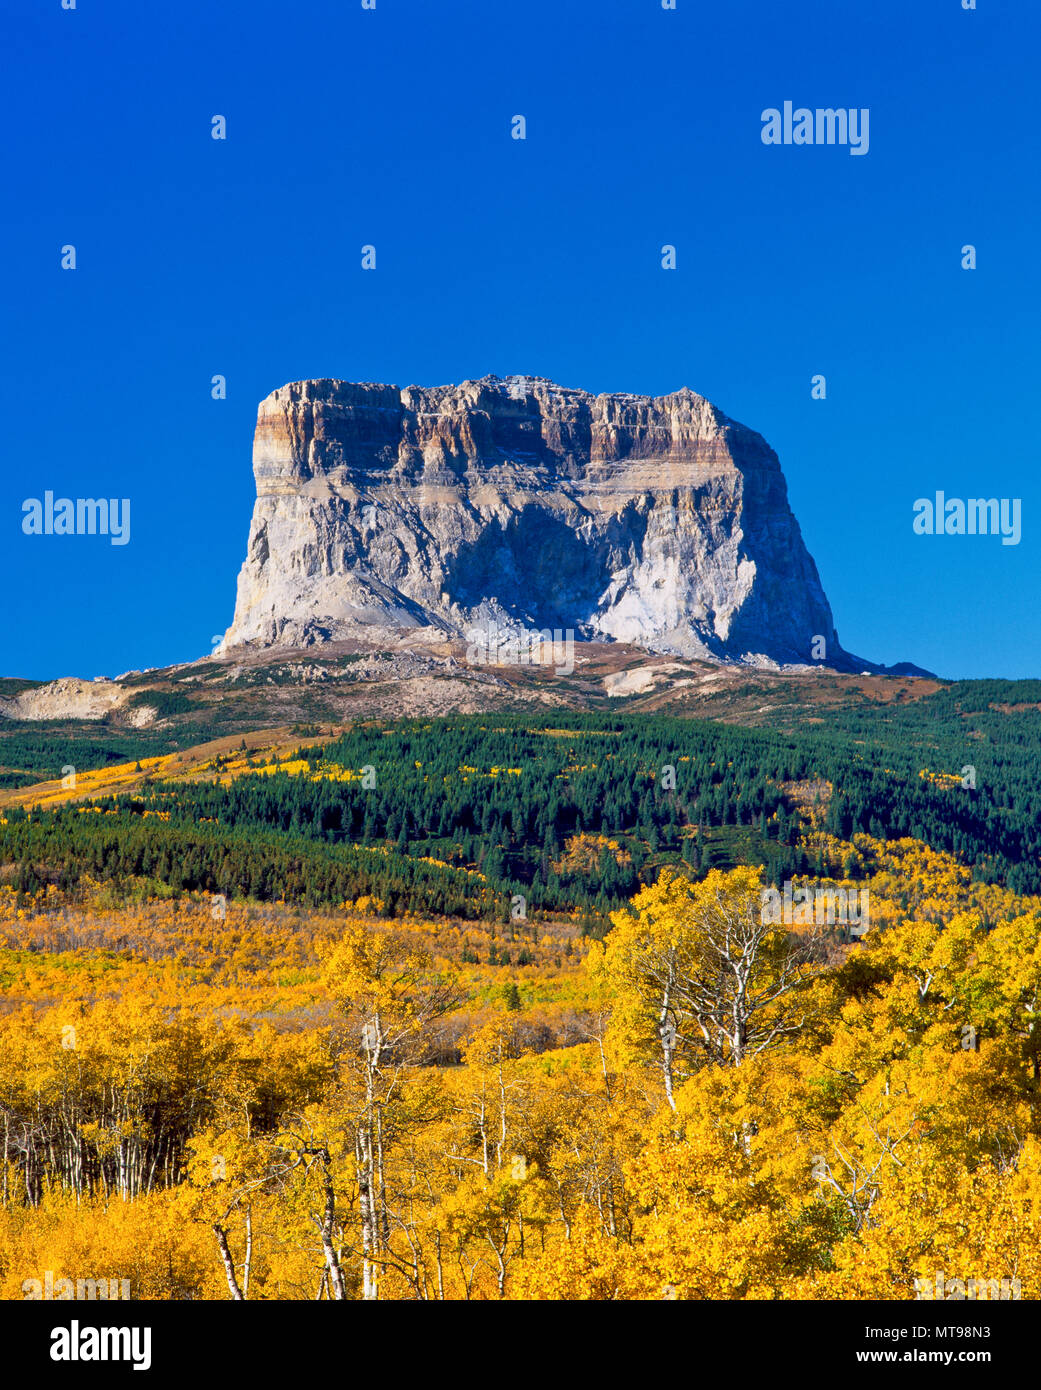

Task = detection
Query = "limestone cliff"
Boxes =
[220,375,850,668]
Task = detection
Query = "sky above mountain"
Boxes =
[4,0,1039,680]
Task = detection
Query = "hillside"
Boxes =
[5,680,1041,921]
[0,639,941,787]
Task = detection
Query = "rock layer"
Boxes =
[220,375,849,667]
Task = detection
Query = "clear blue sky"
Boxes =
[5,0,1039,681]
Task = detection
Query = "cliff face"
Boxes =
[220,375,846,667]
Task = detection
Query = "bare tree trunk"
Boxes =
[497,1049,508,1168]
[478,1096,489,1175]
[242,1207,252,1300]
[356,1129,378,1301]
[319,1169,348,1301]
[376,1105,390,1248]
[212,1223,244,1300]
[660,974,677,1112]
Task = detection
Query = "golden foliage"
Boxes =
[2,834,1041,1299]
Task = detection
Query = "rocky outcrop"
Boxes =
[220,375,852,668]
[0,678,155,724]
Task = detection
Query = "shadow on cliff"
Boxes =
[448,504,646,632]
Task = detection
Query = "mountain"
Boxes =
[220,374,887,672]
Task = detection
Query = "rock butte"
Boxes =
[220,374,858,670]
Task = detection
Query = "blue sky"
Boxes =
[4,0,1038,681]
